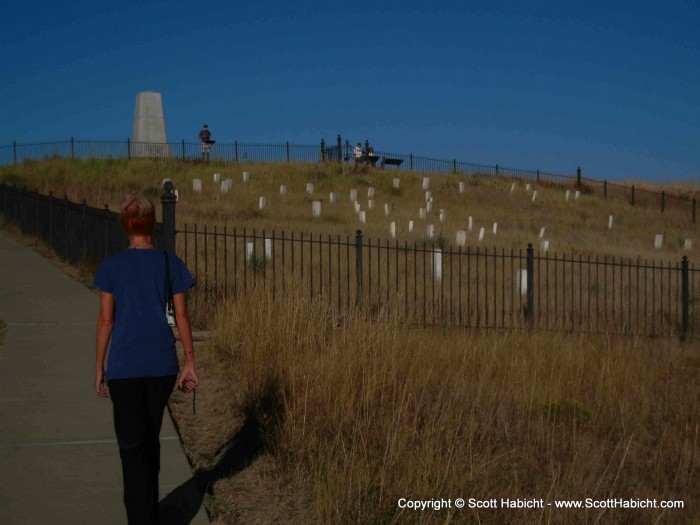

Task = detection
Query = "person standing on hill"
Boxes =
[93,191,199,524]
[199,124,212,162]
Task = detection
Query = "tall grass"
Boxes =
[208,285,699,524]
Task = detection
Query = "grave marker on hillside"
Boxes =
[685,239,693,250]
[390,221,396,238]
[312,201,322,217]
[384,203,391,216]
[654,234,663,249]
[368,187,375,198]
[525,183,532,192]
[516,269,527,296]
[193,179,202,192]
[419,208,426,219]
[359,211,367,224]
[432,249,442,281]
[279,184,287,196]
[242,171,250,182]
[565,190,570,201]
[306,183,314,194]
[368,200,374,210]
[459,181,465,193]
[539,227,545,238]
[264,238,273,260]
[532,191,538,202]
[350,189,357,202]
[246,242,254,263]
[468,216,473,231]
[540,240,549,252]
[608,215,613,230]
[510,183,516,193]
[329,192,336,203]
[426,224,435,238]
[456,230,466,247]
[423,177,430,190]
[478,227,485,241]
[408,220,414,232]
[439,209,446,223]
[259,196,267,210]
[425,191,432,202]
[393,178,400,189]
[213,173,220,183]
[492,222,498,235]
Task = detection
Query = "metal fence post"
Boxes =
[355,229,363,308]
[495,164,499,176]
[661,191,665,213]
[365,139,370,154]
[235,141,239,163]
[409,153,413,171]
[576,166,581,187]
[537,169,540,183]
[337,134,342,163]
[127,138,131,160]
[13,141,17,164]
[71,137,75,159]
[452,159,457,174]
[181,140,185,160]
[320,139,326,162]
[631,185,635,206]
[161,181,177,255]
[604,179,607,199]
[526,243,534,329]
[681,256,689,340]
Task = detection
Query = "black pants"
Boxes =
[108,375,177,525]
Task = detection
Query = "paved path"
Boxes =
[0,233,209,524]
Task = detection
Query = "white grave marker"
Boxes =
[575,190,580,200]
[329,192,336,203]
[532,190,538,202]
[279,184,287,196]
[426,224,435,238]
[264,238,273,260]
[565,190,570,201]
[540,240,549,252]
[389,221,396,238]
[384,203,391,216]
[367,187,375,198]
[439,209,446,223]
[492,222,498,235]
[220,181,230,194]
[539,227,545,238]
[246,242,254,262]
[174,189,179,201]
[459,181,465,193]
[468,216,473,231]
[393,178,400,189]
[510,183,516,193]
[456,230,467,247]
[525,183,532,192]
[193,179,202,192]
[354,201,361,213]
[426,201,433,213]
[425,190,432,202]
[422,177,430,190]
[684,239,692,250]
[432,249,442,281]
[259,196,267,210]
[359,210,367,224]
[312,201,321,218]
[306,182,314,194]
[419,208,426,220]
[608,215,613,230]
[654,234,663,249]
[368,199,374,210]
[515,269,527,296]
[350,189,357,202]
[242,171,250,182]
[213,173,220,182]
[408,220,414,232]
[478,227,485,241]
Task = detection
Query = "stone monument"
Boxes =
[131,91,170,158]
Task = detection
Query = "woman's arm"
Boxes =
[174,292,199,391]
[95,291,114,397]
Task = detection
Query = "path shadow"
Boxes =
[159,416,264,524]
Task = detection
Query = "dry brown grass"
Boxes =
[192,285,700,524]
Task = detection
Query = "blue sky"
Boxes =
[1,0,698,182]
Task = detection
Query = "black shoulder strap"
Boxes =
[163,250,173,302]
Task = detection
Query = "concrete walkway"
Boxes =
[0,233,209,524]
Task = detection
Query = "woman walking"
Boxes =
[93,191,198,524]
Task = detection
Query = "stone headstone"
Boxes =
[419,208,426,219]
[426,201,433,213]
[540,240,549,252]
[264,238,273,260]
[213,173,220,183]
[367,199,374,210]
[525,183,532,192]
[654,234,663,249]
[565,190,570,202]
[350,189,357,202]
[359,210,366,224]
[468,216,473,231]
[684,239,692,250]
[510,183,516,193]
[608,215,613,230]
[516,269,527,296]
[408,220,414,232]
[329,192,336,203]
[422,177,430,190]
[242,171,250,182]
[539,227,545,238]
[130,92,169,158]
[459,181,465,193]
[439,209,446,223]
[174,189,179,201]
[367,187,375,198]
[246,242,254,262]
[306,182,314,194]
[193,179,202,192]
[259,196,267,210]
[220,180,230,194]
[384,203,391,216]
[426,224,435,238]
[575,190,580,200]
[532,190,538,202]
[389,221,396,238]
[425,190,432,202]
[393,178,400,189]
[354,201,361,213]
[492,222,498,235]
[456,230,466,247]
[478,227,485,241]
[280,184,287,195]
[312,201,322,218]
[432,249,442,281]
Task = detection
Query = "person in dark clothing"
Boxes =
[94,191,199,525]
[199,124,212,161]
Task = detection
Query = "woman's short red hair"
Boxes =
[120,192,155,235]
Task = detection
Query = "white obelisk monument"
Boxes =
[131,91,170,157]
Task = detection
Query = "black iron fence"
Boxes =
[1,138,696,223]
[1,183,696,340]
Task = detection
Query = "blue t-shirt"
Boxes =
[93,249,195,380]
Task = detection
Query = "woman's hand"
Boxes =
[95,369,108,398]
[178,363,199,393]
